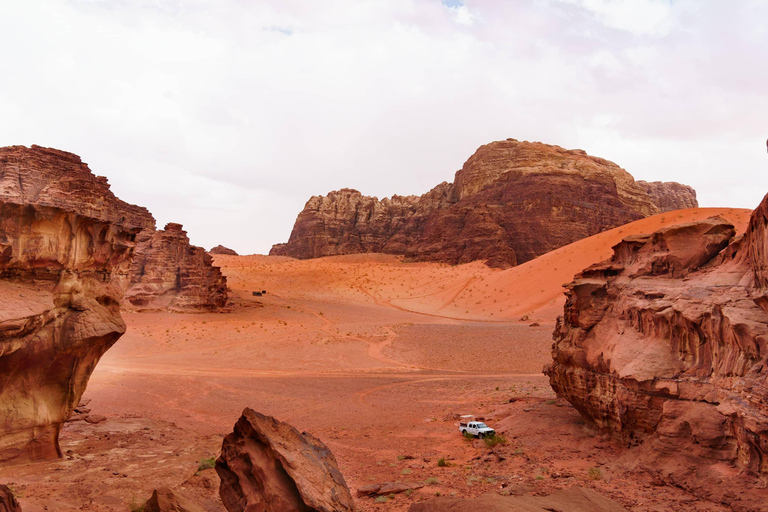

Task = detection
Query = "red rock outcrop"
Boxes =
[546,192,768,510]
[0,145,227,312]
[408,487,627,512]
[271,139,697,267]
[0,201,137,463]
[125,223,227,312]
[209,245,238,256]
[144,488,205,512]
[216,408,355,512]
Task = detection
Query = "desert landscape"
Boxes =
[1,141,763,511]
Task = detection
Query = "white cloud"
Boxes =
[0,0,766,254]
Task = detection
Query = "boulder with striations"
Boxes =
[216,408,355,512]
[546,192,768,510]
[271,139,697,268]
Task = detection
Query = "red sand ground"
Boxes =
[0,208,752,511]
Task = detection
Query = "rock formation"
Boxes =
[271,139,697,267]
[209,245,238,256]
[408,487,627,512]
[0,484,21,512]
[125,223,227,312]
[216,408,355,512]
[0,201,137,462]
[143,488,205,512]
[546,192,768,509]
[0,145,227,312]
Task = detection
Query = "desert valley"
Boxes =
[0,140,766,512]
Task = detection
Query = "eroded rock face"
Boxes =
[0,202,137,463]
[209,245,238,256]
[216,408,355,512]
[125,223,227,312]
[408,487,628,512]
[271,139,697,267]
[144,487,205,512]
[0,145,227,312]
[546,193,768,509]
[0,484,21,512]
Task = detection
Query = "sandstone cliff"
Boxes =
[0,145,227,312]
[546,192,768,510]
[0,201,137,463]
[271,139,698,267]
[125,223,227,312]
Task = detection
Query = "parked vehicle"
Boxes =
[459,421,495,438]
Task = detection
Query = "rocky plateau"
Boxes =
[271,139,697,267]
[547,193,768,510]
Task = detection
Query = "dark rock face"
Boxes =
[0,145,227,312]
[216,408,355,512]
[0,202,137,463]
[209,245,238,256]
[408,487,628,512]
[271,139,697,267]
[0,484,22,511]
[546,193,768,510]
[125,223,227,312]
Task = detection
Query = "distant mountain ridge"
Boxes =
[271,138,697,267]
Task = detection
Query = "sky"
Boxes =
[0,0,766,255]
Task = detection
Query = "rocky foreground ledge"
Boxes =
[547,192,768,511]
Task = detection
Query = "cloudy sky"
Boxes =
[1,0,765,254]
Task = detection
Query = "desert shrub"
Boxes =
[588,467,603,480]
[535,475,544,481]
[401,469,412,475]
[374,496,388,503]
[424,477,440,486]
[437,458,447,467]
[198,456,216,471]
[462,431,474,440]
[129,496,146,512]
[484,434,506,448]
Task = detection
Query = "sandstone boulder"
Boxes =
[144,487,205,512]
[216,408,355,512]
[209,245,238,256]
[408,487,627,512]
[546,192,768,509]
[271,139,697,267]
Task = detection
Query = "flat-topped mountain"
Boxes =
[271,139,697,267]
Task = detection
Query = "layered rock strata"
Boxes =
[216,408,355,512]
[0,145,227,312]
[546,193,768,508]
[125,223,227,311]
[0,201,137,463]
[271,139,697,267]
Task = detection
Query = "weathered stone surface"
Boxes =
[125,223,227,312]
[636,180,698,212]
[0,484,21,512]
[408,487,628,512]
[216,408,355,512]
[356,482,423,497]
[209,245,238,256]
[0,201,136,463]
[271,139,697,267]
[0,145,155,230]
[144,487,205,512]
[546,192,768,509]
[0,145,227,312]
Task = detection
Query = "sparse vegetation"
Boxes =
[198,456,216,471]
[425,476,440,485]
[588,466,603,480]
[437,457,447,467]
[535,475,544,481]
[374,496,388,503]
[401,468,412,475]
[545,399,556,405]
[129,496,146,512]
[462,430,474,440]
[483,433,506,448]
